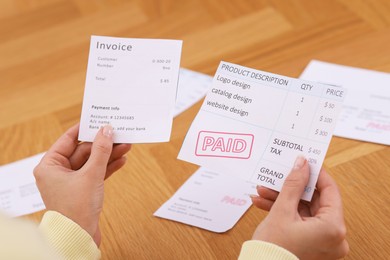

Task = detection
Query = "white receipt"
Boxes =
[174,68,212,117]
[300,60,390,145]
[0,153,45,217]
[179,61,345,201]
[79,36,182,143]
[159,69,256,232]
[154,167,255,233]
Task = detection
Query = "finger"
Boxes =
[316,168,344,212]
[105,156,127,180]
[70,143,131,170]
[334,240,350,259]
[84,125,114,177]
[69,142,92,170]
[109,144,132,164]
[251,196,275,211]
[308,188,321,216]
[257,186,279,201]
[323,239,349,259]
[46,124,80,159]
[297,202,312,217]
[274,156,310,214]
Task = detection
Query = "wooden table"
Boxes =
[1,1,389,259]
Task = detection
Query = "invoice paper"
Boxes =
[79,36,183,143]
[154,167,255,233]
[178,61,345,201]
[0,153,45,217]
[300,60,390,145]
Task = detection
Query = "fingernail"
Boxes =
[103,125,113,138]
[293,156,306,170]
[249,194,259,199]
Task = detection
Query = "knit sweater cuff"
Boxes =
[39,211,101,260]
[238,240,298,260]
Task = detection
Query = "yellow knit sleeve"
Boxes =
[238,240,298,260]
[39,211,101,260]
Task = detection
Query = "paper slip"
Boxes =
[174,68,212,117]
[0,153,45,217]
[154,167,255,233]
[178,61,345,201]
[79,36,183,143]
[300,60,390,145]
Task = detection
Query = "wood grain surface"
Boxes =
[0,1,389,259]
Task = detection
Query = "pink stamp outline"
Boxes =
[195,131,254,159]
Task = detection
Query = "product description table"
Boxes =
[179,61,345,200]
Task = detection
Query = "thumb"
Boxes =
[274,156,310,213]
[84,125,114,176]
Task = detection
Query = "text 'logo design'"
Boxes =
[195,131,254,159]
